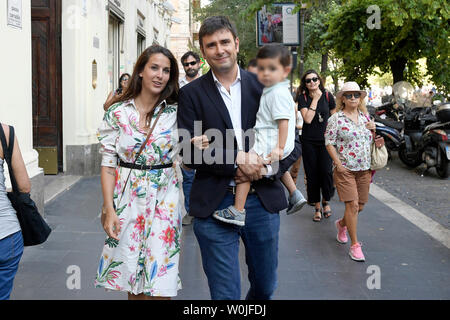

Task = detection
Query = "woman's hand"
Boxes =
[310,89,322,101]
[102,206,120,241]
[365,120,376,131]
[335,163,347,174]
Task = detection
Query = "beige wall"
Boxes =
[0,1,42,180]
[61,0,173,171]
[169,0,193,77]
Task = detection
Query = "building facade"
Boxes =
[0,0,174,214]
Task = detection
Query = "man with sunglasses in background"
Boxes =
[179,51,202,225]
[179,51,201,88]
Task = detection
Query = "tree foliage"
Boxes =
[196,0,449,93]
[323,0,449,92]
[193,0,259,67]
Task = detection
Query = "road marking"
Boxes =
[370,184,450,249]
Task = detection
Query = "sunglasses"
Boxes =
[305,77,319,84]
[183,61,198,67]
[343,93,361,99]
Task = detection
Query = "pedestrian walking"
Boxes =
[0,124,30,300]
[212,43,307,226]
[178,51,201,226]
[94,45,182,299]
[296,70,336,222]
[289,102,305,185]
[177,16,302,300]
[103,73,131,111]
[324,81,375,262]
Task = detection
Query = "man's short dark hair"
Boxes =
[256,44,291,68]
[199,16,238,48]
[181,51,200,64]
[247,58,257,68]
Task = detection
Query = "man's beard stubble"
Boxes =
[185,68,199,78]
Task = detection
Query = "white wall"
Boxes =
[0,1,41,179]
[61,0,173,171]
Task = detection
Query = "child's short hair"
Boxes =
[256,44,291,67]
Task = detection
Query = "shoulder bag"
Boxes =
[0,125,51,246]
[365,115,388,170]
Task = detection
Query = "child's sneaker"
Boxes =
[349,242,365,262]
[213,206,245,226]
[335,219,348,244]
[286,189,307,215]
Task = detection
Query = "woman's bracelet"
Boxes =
[309,107,316,111]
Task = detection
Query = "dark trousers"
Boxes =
[301,139,334,203]
[181,167,195,214]
[193,192,280,300]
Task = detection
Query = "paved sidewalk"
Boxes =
[10,174,450,300]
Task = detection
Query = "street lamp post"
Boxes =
[290,48,298,95]
[299,4,306,78]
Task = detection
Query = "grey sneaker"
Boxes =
[213,205,246,226]
[182,215,193,226]
[286,190,308,215]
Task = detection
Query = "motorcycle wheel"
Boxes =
[398,143,422,168]
[436,150,449,179]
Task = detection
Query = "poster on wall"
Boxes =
[7,0,22,29]
[257,3,300,47]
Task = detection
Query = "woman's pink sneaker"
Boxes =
[349,242,365,262]
[335,219,348,244]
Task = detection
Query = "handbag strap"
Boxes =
[118,103,166,203]
[0,125,19,193]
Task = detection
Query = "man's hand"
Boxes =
[236,151,264,181]
[234,167,251,184]
[191,135,209,150]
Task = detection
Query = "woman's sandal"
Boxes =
[312,208,322,222]
[322,201,332,218]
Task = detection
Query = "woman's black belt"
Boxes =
[119,160,173,170]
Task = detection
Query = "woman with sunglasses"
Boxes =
[296,70,336,222]
[324,82,375,261]
[104,73,131,111]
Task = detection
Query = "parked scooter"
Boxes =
[368,102,403,158]
[395,82,450,178]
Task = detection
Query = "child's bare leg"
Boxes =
[281,171,297,196]
[234,181,251,212]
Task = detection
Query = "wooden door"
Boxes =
[31,0,62,173]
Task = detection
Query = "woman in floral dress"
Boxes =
[94,45,181,299]
[324,82,375,262]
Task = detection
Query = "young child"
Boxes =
[192,44,307,226]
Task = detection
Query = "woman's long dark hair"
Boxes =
[295,69,325,102]
[106,45,179,122]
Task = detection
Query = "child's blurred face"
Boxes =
[257,57,291,87]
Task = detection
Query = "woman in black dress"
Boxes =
[296,70,336,221]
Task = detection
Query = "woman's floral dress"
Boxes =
[94,99,182,297]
